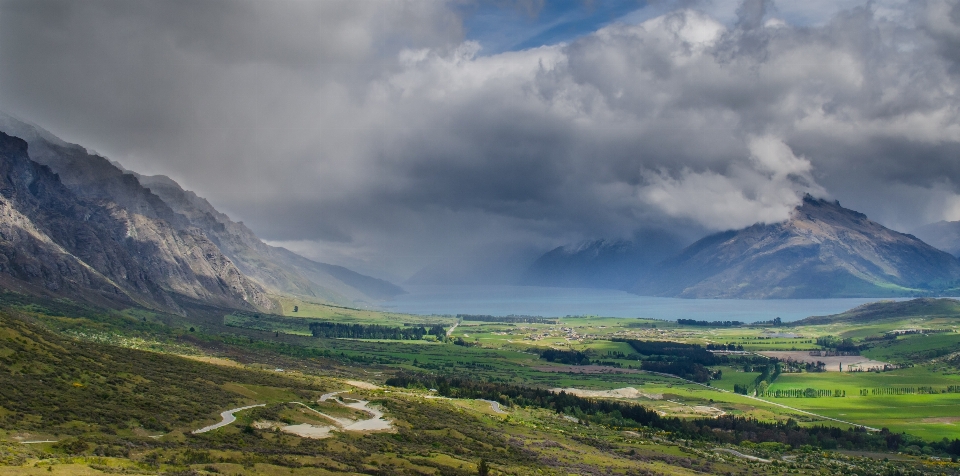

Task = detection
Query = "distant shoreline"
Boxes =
[382,285,912,322]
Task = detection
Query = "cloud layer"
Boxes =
[2,0,960,280]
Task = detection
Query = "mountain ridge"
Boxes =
[521,232,684,289]
[0,130,274,313]
[0,112,403,312]
[633,196,960,298]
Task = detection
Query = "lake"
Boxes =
[381,285,903,323]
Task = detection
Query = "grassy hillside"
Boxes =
[0,310,327,436]
[0,308,778,475]
[799,298,960,325]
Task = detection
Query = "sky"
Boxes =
[1,0,959,283]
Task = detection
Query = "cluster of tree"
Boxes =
[860,386,956,396]
[816,336,863,352]
[733,384,751,395]
[763,388,846,398]
[705,343,744,351]
[611,339,726,382]
[748,363,783,396]
[737,355,779,370]
[453,337,477,347]
[538,348,592,365]
[614,340,718,365]
[640,361,714,383]
[457,314,557,324]
[755,317,783,326]
[384,373,960,456]
[592,360,623,368]
[677,319,743,327]
[308,322,444,340]
[863,334,899,342]
[755,362,781,385]
[779,359,827,373]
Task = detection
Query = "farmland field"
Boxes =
[4,294,960,474]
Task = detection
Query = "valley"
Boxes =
[2,109,960,474]
[4,1,960,474]
[3,289,960,474]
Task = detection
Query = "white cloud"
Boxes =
[3,1,960,278]
[638,136,825,230]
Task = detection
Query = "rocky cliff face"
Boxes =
[136,174,405,304]
[633,196,960,298]
[0,112,402,307]
[0,130,275,313]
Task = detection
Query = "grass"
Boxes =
[761,366,960,439]
[4,292,960,473]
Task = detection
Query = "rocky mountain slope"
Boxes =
[633,196,960,298]
[0,130,274,312]
[911,220,960,257]
[135,174,404,303]
[0,112,402,311]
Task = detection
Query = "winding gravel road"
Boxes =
[192,404,265,434]
[478,399,506,414]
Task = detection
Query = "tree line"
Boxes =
[309,322,445,340]
[762,388,846,398]
[860,386,960,396]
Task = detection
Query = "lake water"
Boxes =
[381,285,903,323]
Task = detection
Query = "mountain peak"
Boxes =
[634,199,960,298]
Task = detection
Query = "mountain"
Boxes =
[0,112,402,311]
[520,231,684,289]
[633,196,960,298]
[134,173,404,303]
[0,130,274,312]
[911,221,960,257]
[796,297,960,325]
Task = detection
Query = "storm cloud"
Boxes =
[1,0,959,281]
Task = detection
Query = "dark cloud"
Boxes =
[1,0,959,279]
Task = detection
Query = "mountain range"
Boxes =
[4,112,960,306]
[524,196,960,299]
[521,231,684,289]
[0,113,403,314]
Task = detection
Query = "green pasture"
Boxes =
[763,392,960,440]
[762,366,960,439]
[709,366,762,392]
[864,332,960,363]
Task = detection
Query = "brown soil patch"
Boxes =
[757,351,889,371]
[921,416,960,424]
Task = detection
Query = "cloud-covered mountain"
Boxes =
[632,196,960,298]
[911,221,960,257]
[521,232,685,289]
[0,113,403,312]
